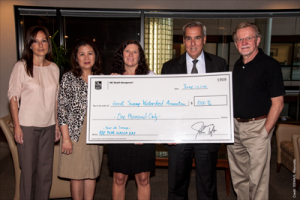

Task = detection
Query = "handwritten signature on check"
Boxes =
[191,121,217,139]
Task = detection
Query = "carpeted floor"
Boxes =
[0,136,299,200]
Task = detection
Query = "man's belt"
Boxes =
[235,115,267,123]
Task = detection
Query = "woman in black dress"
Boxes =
[109,40,156,200]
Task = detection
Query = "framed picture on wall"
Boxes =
[270,48,278,57]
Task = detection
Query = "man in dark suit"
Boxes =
[161,21,227,200]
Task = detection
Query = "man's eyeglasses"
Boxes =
[236,36,257,43]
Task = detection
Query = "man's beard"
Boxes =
[240,45,251,56]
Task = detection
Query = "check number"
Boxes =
[194,95,227,106]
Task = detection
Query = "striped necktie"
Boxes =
[191,59,198,74]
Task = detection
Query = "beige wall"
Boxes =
[1,0,300,118]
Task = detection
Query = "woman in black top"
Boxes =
[108,40,155,200]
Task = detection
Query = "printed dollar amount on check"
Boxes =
[86,72,234,144]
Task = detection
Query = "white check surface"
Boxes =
[87,72,234,143]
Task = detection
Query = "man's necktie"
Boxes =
[191,59,198,74]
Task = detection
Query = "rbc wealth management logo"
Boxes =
[95,81,102,90]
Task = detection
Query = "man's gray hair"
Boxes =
[232,22,262,42]
[183,21,207,38]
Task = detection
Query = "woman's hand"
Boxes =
[59,125,72,154]
[61,139,72,155]
[10,98,23,144]
[55,126,61,142]
[55,102,61,142]
[135,143,143,145]
[14,126,23,144]
[110,73,120,75]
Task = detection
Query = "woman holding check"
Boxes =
[57,38,103,200]
[109,40,156,200]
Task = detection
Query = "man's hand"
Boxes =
[264,96,284,134]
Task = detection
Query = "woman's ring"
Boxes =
[64,151,66,154]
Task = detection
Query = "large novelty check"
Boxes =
[86,72,234,144]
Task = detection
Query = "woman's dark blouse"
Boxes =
[57,71,87,142]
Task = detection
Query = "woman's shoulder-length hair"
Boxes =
[111,40,150,75]
[70,38,102,77]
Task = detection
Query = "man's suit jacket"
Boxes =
[161,51,227,153]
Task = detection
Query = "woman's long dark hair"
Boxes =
[21,26,52,77]
[111,40,150,75]
[70,38,102,77]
